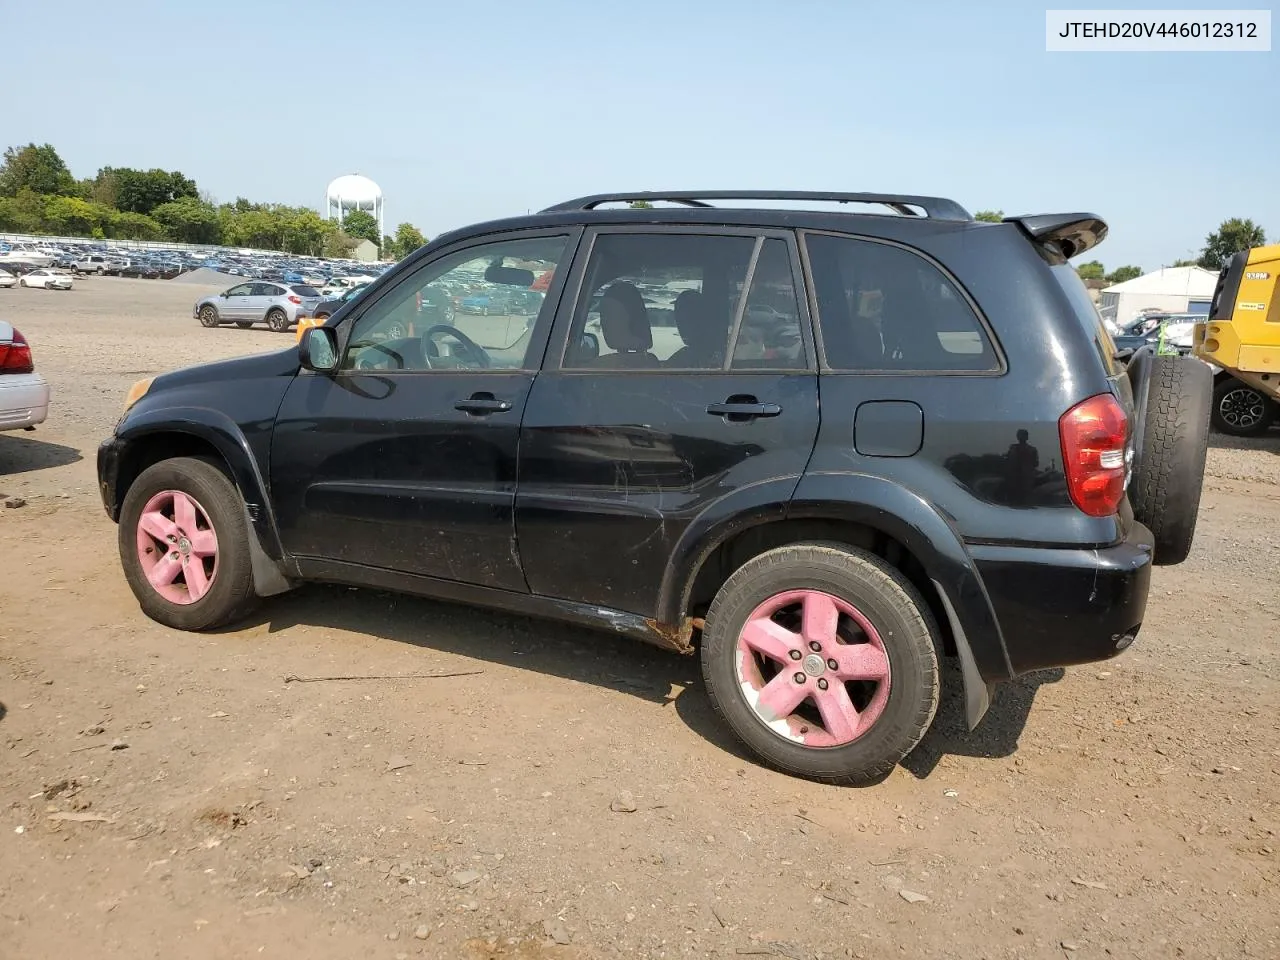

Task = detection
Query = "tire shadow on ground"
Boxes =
[0,434,83,477]
[901,661,1064,779]
[230,585,1060,780]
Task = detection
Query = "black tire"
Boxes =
[266,309,289,333]
[118,457,259,631]
[199,305,220,327]
[1129,355,1212,566]
[700,542,940,786]
[1210,377,1275,437]
[235,321,255,329]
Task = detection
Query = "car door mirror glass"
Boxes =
[302,327,338,372]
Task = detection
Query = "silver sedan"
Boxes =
[194,282,323,333]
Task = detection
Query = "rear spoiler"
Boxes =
[1003,213,1108,259]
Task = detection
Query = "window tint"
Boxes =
[343,235,568,373]
[805,235,998,372]
[563,233,805,371]
[730,238,806,370]
[1050,263,1121,377]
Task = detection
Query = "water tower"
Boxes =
[325,174,384,239]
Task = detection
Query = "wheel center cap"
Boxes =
[802,653,826,677]
[177,537,192,557]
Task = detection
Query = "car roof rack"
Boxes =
[540,190,972,221]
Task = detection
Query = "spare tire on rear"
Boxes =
[1128,352,1212,565]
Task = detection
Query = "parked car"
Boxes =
[0,320,50,431]
[193,282,323,332]
[98,189,1211,785]
[73,254,111,274]
[20,269,74,290]
[0,269,16,289]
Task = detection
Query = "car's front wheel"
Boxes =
[118,457,259,631]
[199,305,220,327]
[701,543,940,786]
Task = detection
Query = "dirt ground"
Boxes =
[1,277,1277,960]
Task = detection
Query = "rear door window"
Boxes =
[804,234,1000,372]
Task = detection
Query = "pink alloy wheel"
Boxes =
[135,490,219,605]
[735,589,891,747]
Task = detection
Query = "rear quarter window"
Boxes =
[804,233,999,372]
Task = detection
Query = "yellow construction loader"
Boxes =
[1193,243,1280,436]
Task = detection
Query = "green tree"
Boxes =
[0,143,76,197]
[1105,265,1142,284]
[110,167,199,216]
[629,199,654,209]
[106,211,164,241]
[1198,218,1267,271]
[151,196,222,244]
[340,208,380,244]
[282,208,336,256]
[1076,260,1106,281]
[1171,258,1199,267]
[974,209,1004,223]
[323,231,359,259]
[0,189,45,232]
[42,196,109,235]
[388,222,427,259]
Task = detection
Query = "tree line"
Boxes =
[974,209,1267,280]
[0,143,427,260]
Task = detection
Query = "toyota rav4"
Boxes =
[97,191,1211,784]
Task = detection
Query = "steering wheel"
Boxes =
[421,324,491,368]
[353,342,406,371]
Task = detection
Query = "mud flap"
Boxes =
[244,505,295,597]
[932,579,993,729]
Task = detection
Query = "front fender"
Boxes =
[112,405,284,562]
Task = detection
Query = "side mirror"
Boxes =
[300,326,339,373]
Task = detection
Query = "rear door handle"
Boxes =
[455,395,513,415]
[706,401,782,419]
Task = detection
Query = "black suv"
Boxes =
[98,191,1211,784]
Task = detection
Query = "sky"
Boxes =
[5,0,1277,270]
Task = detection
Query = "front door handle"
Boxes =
[455,394,513,415]
[706,400,782,420]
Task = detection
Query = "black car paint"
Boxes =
[99,204,1154,729]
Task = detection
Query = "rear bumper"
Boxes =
[0,373,50,430]
[969,522,1154,676]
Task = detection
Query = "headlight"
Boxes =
[123,377,154,412]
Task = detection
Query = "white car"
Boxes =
[0,269,16,289]
[19,269,74,290]
[0,321,50,431]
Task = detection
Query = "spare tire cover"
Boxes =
[1128,353,1212,565]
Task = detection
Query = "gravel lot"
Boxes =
[1,277,1277,960]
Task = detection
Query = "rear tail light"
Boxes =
[0,328,34,374]
[287,295,302,304]
[1059,393,1129,517]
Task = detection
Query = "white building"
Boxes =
[1098,266,1217,327]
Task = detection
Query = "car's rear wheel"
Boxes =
[266,308,289,333]
[1211,377,1275,437]
[235,321,254,329]
[701,543,940,786]
[1129,354,1212,565]
[199,305,220,327]
[118,457,258,631]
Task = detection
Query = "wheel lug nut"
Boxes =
[793,672,806,684]
[789,650,802,661]
[817,678,829,690]
[809,641,822,652]
[827,658,839,671]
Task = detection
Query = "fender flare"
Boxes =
[113,406,293,594]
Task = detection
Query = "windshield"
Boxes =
[1051,263,1121,375]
